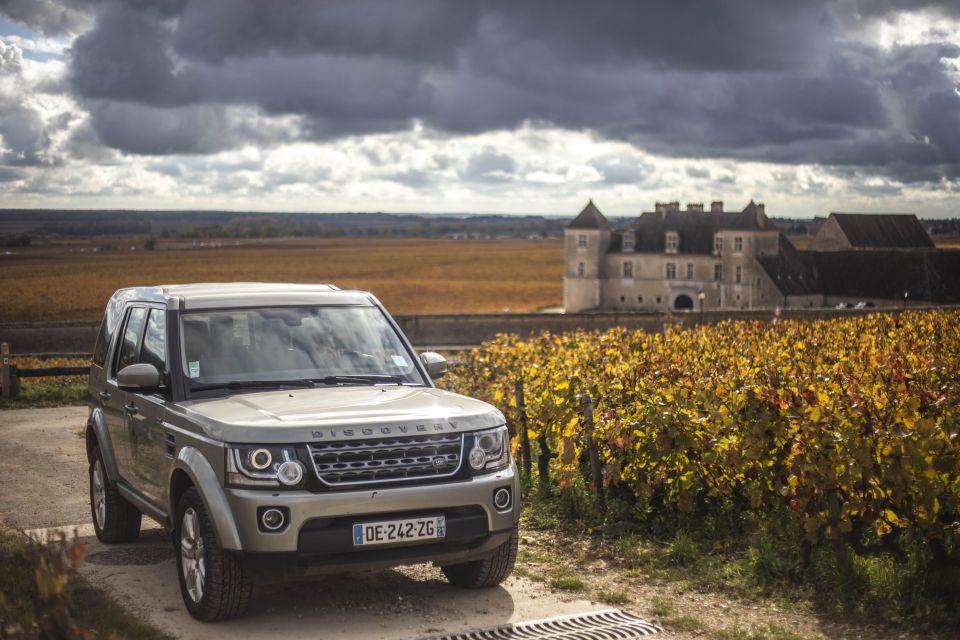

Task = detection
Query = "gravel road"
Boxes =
[0,407,612,640]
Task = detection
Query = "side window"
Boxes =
[140,309,166,374]
[92,316,110,367]
[114,307,148,375]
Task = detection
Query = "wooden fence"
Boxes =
[0,342,91,399]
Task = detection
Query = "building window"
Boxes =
[656,296,662,304]
[735,265,742,284]
[577,262,585,277]
[620,295,625,303]
[714,264,722,281]
[714,234,723,255]
[665,231,678,254]
[578,234,587,249]
[623,262,633,278]
[623,233,634,252]
[734,236,743,253]
[637,296,643,303]
[665,263,677,279]
[686,263,694,280]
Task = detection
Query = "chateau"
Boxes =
[564,200,960,312]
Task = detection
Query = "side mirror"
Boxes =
[117,363,162,391]
[419,351,447,380]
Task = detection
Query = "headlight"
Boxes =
[227,446,305,488]
[468,426,509,473]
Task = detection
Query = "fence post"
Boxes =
[514,380,532,482]
[1,343,11,399]
[582,393,606,513]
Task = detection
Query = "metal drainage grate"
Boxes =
[414,608,663,640]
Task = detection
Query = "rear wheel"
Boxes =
[175,487,252,621]
[442,524,519,588]
[89,445,141,543]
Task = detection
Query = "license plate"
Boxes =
[352,516,446,546]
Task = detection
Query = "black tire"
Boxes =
[175,487,252,621]
[442,524,519,588]
[89,445,141,544]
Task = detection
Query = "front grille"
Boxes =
[307,434,463,486]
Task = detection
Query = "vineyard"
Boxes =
[442,310,960,579]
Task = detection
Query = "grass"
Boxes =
[548,567,587,592]
[597,589,630,605]
[0,379,87,409]
[520,489,960,638]
[0,236,563,322]
[0,528,171,639]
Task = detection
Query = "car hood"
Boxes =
[173,385,506,444]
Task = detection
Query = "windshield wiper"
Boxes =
[313,374,406,386]
[189,379,317,392]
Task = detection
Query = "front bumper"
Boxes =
[222,462,520,559]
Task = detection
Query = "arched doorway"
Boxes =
[674,294,694,310]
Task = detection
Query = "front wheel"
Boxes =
[89,445,141,543]
[442,524,519,588]
[176,487,252,621]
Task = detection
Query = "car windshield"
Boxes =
[180,306,426,388]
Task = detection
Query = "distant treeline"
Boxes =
[0,209,956,241]
[0,209,567,240]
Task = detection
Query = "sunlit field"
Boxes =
[0,237,563,322]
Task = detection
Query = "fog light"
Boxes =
[494,487,511,511]
[468,447,486,470]
[261,508,285,531]
[277,460,305,486]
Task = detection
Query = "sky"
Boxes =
[0,1,959,218]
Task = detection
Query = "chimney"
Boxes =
[711,201,723,213]
[686,203,704,212]
[756,202,766,227]
[669,201,680,211]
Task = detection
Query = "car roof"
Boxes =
[111,283,376,310]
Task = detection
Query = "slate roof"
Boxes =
[760,247,960,302]
[566,200,611,230]
[757,236,820,296]
[630,201,776,254]
[830,213,934,249]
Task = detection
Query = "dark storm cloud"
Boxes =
[4,0,959,184]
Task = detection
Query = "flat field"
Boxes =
[0,237,562,322]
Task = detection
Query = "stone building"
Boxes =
[564,201,960,312]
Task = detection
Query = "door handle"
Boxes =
[99,391,111,402]
[124,402,138,416]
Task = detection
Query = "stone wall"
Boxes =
[1,306,947,354]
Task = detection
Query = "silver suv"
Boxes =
[85,284,520,621]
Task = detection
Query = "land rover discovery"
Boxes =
[85,283,520,620]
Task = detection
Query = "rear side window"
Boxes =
[114,307,148,374]
[140,309,166,373]
[92,317,110,367]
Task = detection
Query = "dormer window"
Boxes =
[713,233,723,255]
[623,233,634,252]
[665,231,678,254]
